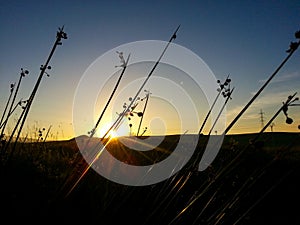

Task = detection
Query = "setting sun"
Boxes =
[97,122,117,138]
[97,121,129,138]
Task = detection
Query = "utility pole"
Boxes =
[270,122,275,132]
[252,93,298,143]
[259,109,265,129]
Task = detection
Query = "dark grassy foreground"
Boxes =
[0,132,299,225]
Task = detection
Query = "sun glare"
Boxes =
[97,123,116,138]
[97,122,129,138]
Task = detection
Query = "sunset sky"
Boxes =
[0,1,299,140]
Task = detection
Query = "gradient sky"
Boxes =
[0,0,299,140]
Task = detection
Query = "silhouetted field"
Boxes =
[0,132,299,224]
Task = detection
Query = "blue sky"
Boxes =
[0,0,299,139]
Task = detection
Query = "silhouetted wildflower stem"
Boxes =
[208,87,234,136]
[62,26,180,197]
[137,90,151,136]
[0,83,15,128]
[100,104,129,142]
[217,95,297,190]
[225,30,300,134]
[3,100,27,150]
[213,94,298,182]
[251,92,298,144]
[101,25,180,140]
[0,69,28,139]
[0,99,26,131]
[4,26,67,162]
[164,30,299,225]
[198,74,230,135]
[43,125,52,143]
[88,53,130,142]
[169,94,297,225]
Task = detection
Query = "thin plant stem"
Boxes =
[137,91,150,136]
[198,74,230,135]
[4,26,67,163]
[208,87,234,136]
[91,54,130,138]
[61,25,180,197]
[0,70,27,138]
[0,84,14,127]
[101,25,180,141]
[225,39,300,134]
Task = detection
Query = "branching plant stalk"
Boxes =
[89,54,130,141]
[62,25,180,197]
[0,85,14,128]
[198,74,230,135]
[251,92,297,143]
[4,26,67,162]
[43,125,52,143]
[0,100,22,130]
[101,25,180,141]
[137,91,150,136]
[0,70,26,139]
[208,87,234,136]
[225,38,300,134]
[169,92,298,225]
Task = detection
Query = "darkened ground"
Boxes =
[0,132,299,225]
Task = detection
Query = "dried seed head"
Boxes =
[286,117,293,124]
